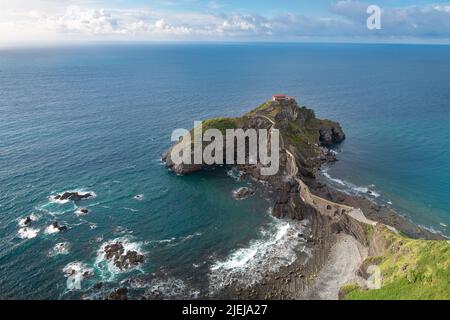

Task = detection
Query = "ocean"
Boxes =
[0,43,449,299]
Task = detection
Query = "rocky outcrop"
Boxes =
[103,242,145,270]
[52,221,68,232]
[55,192,93,201]
[74,207,89,216]
[318,125,345,147]
[23,216,32,225]
[232,187,254,200]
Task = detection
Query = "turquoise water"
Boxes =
[1,43,449,298]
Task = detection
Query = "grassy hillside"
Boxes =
[342,226,450,300]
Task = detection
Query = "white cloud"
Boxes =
[1,1,450,43]
[208,1,223,10]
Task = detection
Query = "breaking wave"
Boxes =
[321,167,380,198]
[149,232,202,248]
[63,262,93,291]
[142,278,200,300]
[17,227,40,239]
[133,194,144,201]
[17,214,39,227]
[227,167,244,181]
[48,242,70,256]
[44,224,60,234]
[208,215,308,292]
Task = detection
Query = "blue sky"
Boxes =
[1,0,450,43]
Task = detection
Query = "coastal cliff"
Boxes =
[163,98,344,176]
[163,97,450,300]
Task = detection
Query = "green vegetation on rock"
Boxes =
[343,227,450,300]
[202,117,240,133]
[282,121,320,158]
[186,99,345,166]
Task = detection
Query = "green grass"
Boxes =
[245,101,276,117]
[202,117,240,133]
[343,227,450,300]
[189,117,240,137]
[283,121,320,158]
[363,224,374,240]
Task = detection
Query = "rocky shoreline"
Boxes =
[162,97,446,300]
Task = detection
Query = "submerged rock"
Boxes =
[62,262,93,291]
[49,242,70,256]
[75,207,89,216]
[232,187,254,200]
[18,227,40,239]
[52,221,68,232]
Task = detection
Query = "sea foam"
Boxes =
[48,242,70,256]
[63,262,93,291]
[18,214,39,227]
[208,216,308,292]
[321,167,380,198]
[44,224,60,234]
[18,227,40,239]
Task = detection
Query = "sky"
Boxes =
[1,0,450,44]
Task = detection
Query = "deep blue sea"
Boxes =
[1,43,449,299]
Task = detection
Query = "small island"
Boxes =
[164,96,450,300]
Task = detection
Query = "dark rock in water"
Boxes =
[104,243,124,260]
[24,216,32,225]
[52,221,68,232]
[162,146,205,175]
[232,187,254,200]
[108,287,128,300]
[318,125,346,147]
[55,192,92,201]
[103,242,144,270]
[74,207,89,216]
